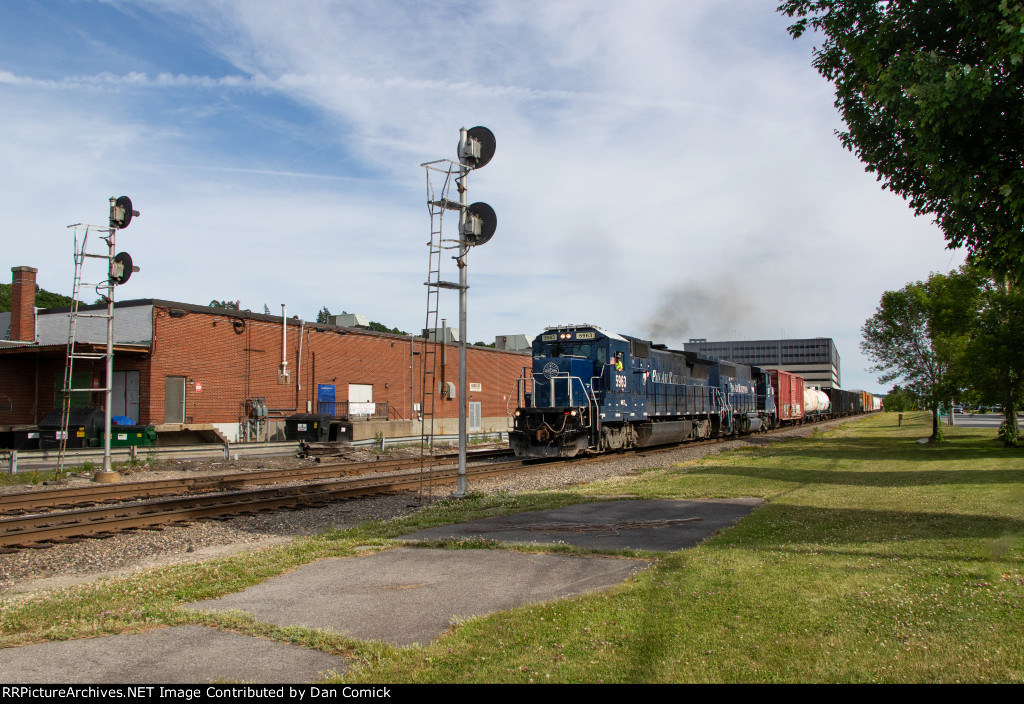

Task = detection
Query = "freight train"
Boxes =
[508,324,875,459]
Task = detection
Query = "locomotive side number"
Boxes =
[614,374,627,389]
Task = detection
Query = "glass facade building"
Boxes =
[682,338,841,389]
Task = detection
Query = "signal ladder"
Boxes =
[418,160,467,499]
[57,225,115,477]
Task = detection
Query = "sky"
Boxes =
[0,0,966,393]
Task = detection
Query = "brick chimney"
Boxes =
[9,266,38,342]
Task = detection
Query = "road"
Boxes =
[947,412,1023,429]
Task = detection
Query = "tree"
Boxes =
[920,264,984,422]
[883,385,917,412]
[0,283,73,312]
[316,307,332,324]
[209,299,240,310]
[779,1,1024,279]
[861,276,961,440]
[367,321,409,336]
[962,275,1024,443]
[866,266,1024,444]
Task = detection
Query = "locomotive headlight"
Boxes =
[569,409,578,417]
[513,409,521,417]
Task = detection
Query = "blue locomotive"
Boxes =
[509,324,777,458]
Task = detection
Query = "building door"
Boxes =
[348,383,373,417]
[468,401,481,431]
[317,384,336,416]
[348,384,373,403]
[164,376,185,423]
[112,370,140,422]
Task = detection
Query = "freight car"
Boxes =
[768,369,804,427]
[767,373,880,427]
[804,387,832,421]
[508,324,777,459]
[824,387,859,417]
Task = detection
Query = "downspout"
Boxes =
[295,318,305,409]
[280,304,288,379]
[440,318,447,394]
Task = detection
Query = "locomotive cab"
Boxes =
[509,325,614,458]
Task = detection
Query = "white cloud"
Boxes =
[0,0,966,392]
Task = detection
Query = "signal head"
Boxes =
[110,195,140,229]
[110,251,139,285]
[462,202,496,246]
[458,126,496,169]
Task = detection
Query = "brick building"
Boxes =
[0,267,529,443]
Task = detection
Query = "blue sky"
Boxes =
[0,0,965,392]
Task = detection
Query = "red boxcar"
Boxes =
[769,369,805,426]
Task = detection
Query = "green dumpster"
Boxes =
[101,425,158,447]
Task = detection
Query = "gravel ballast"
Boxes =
[0,420,858,597]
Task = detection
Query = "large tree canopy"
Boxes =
[779,0,1024,278]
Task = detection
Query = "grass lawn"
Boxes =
[1,411,1021,683]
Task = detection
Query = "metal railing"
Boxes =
[511,372,598,430]
[317,400,391,420]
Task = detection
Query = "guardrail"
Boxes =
[2,441,301,474]
[2,432,511,473]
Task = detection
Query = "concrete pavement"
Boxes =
[0,498,763,683]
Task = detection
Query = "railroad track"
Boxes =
[0,448,512,515]
[0,417,864,551]
[0,459,529,551]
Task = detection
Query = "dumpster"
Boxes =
[285,413,331,442]
[0,427,41,450]
[38,407,104,449]
[100,425,157,447]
